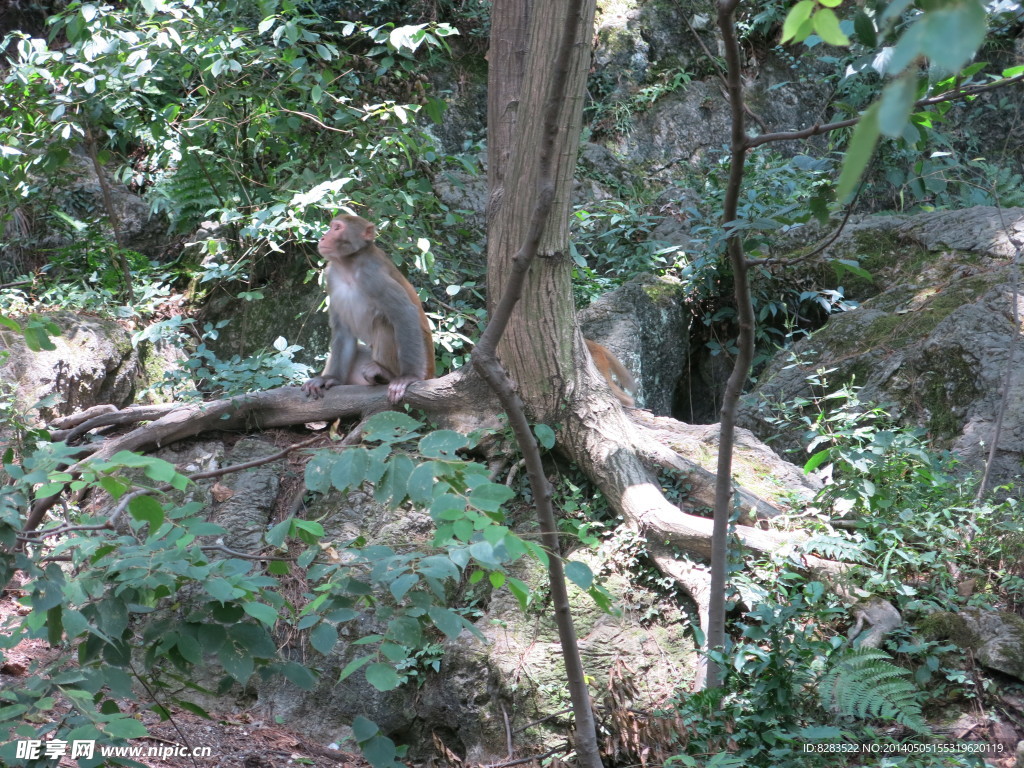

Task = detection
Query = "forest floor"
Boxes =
[0,582,369,768]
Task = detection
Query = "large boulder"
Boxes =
[740,207,1024,490]
[0,311,148,424]
[580,273,690,415]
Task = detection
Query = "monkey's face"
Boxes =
[318,216,374,261]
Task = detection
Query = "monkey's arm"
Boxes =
[302,317,358,398]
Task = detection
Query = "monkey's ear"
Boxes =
[363,223,377,241]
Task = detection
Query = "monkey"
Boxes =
[302,214,435,404]
[585,339,636,407]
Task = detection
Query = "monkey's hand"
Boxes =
[387,375,420,404]
[301,375,341,399]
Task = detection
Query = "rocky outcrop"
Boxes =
[740,207,1024,491]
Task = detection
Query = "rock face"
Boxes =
[0,311,145,424]
[580,273,690,415]
[740,207,1024,491]
[922,607,1024,682]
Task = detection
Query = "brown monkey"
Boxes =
[302,214,435,404]
[585,339,636,407]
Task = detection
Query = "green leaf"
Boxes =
[564,560,594,589]
[389,572,419,601]
[377,454,414,505]
[265,518,291,548]
[361,411,422,443]
[352,715,380,741]
[853,10,877,47]
[218,645,254,684]
[310,622,338,654]
[812,8,850,46]
[836,103,881,202]
[278,660,317,690]
[781,0,815,43]
[406,462,437,504]
[878,74,917,138]
[102,717,148,739]
[427,605,465,639]
[338,655,373,682]
[804,449,831,474]
[46,605,63,646]
[331,447,369,491]
[533,423,555,449]
[468,483,514,513]
[242,602,278,627]
[305,452,332,494]
[418,430,467,459]
[387,616,422,647]
[204,578,242,602]
[365,662,401,691]
[921,0,986,74]
[128,495,165,532]
[507,577,530,609]
[362,734,398,768]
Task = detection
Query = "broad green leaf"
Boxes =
[429,493,466,521]
[921,0,986,74]
[389,572,419,601]
[102,717,148,739]
[352,715,379,741]
[781,0,815,43]
[419,430,467,459]
[362,734,398,768]
[407,462,437,504]
[218,645,254,684]
[278,660,317,689]
[386,615,422,647]
[331,447,369,491]
[564,560,594,589]
[427,605,465,639]
[377,454,414,505]
[533,423,555,449]
[304,452,332,494]
[361,410,422,443]
[365,662,401,691]
[265,518,291,548]
[837,103,881,202]
[468,483,514,513]
[886,21,926,76]
[242,601,278,627]
[489,571,506,588]
[853,10,877,47]
[812,8,850,46]
[204,578,242,602]
[507,577,530,609]
[804,449,832,474]
[310,622,338,654]
[878,74,917,138]
[338,655,373,682]
[128,495,165,532]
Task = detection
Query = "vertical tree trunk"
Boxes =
[486,0,597,421]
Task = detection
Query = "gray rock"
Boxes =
[580,273,690,415]
[741,207,1024,490]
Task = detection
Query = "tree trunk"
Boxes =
[486,0,597,421]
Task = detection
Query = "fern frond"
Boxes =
[802,532,873,562]
[818,648,929,733]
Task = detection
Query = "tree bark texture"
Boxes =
[486,0,597,421]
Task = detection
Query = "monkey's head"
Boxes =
[318,214,376,261]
